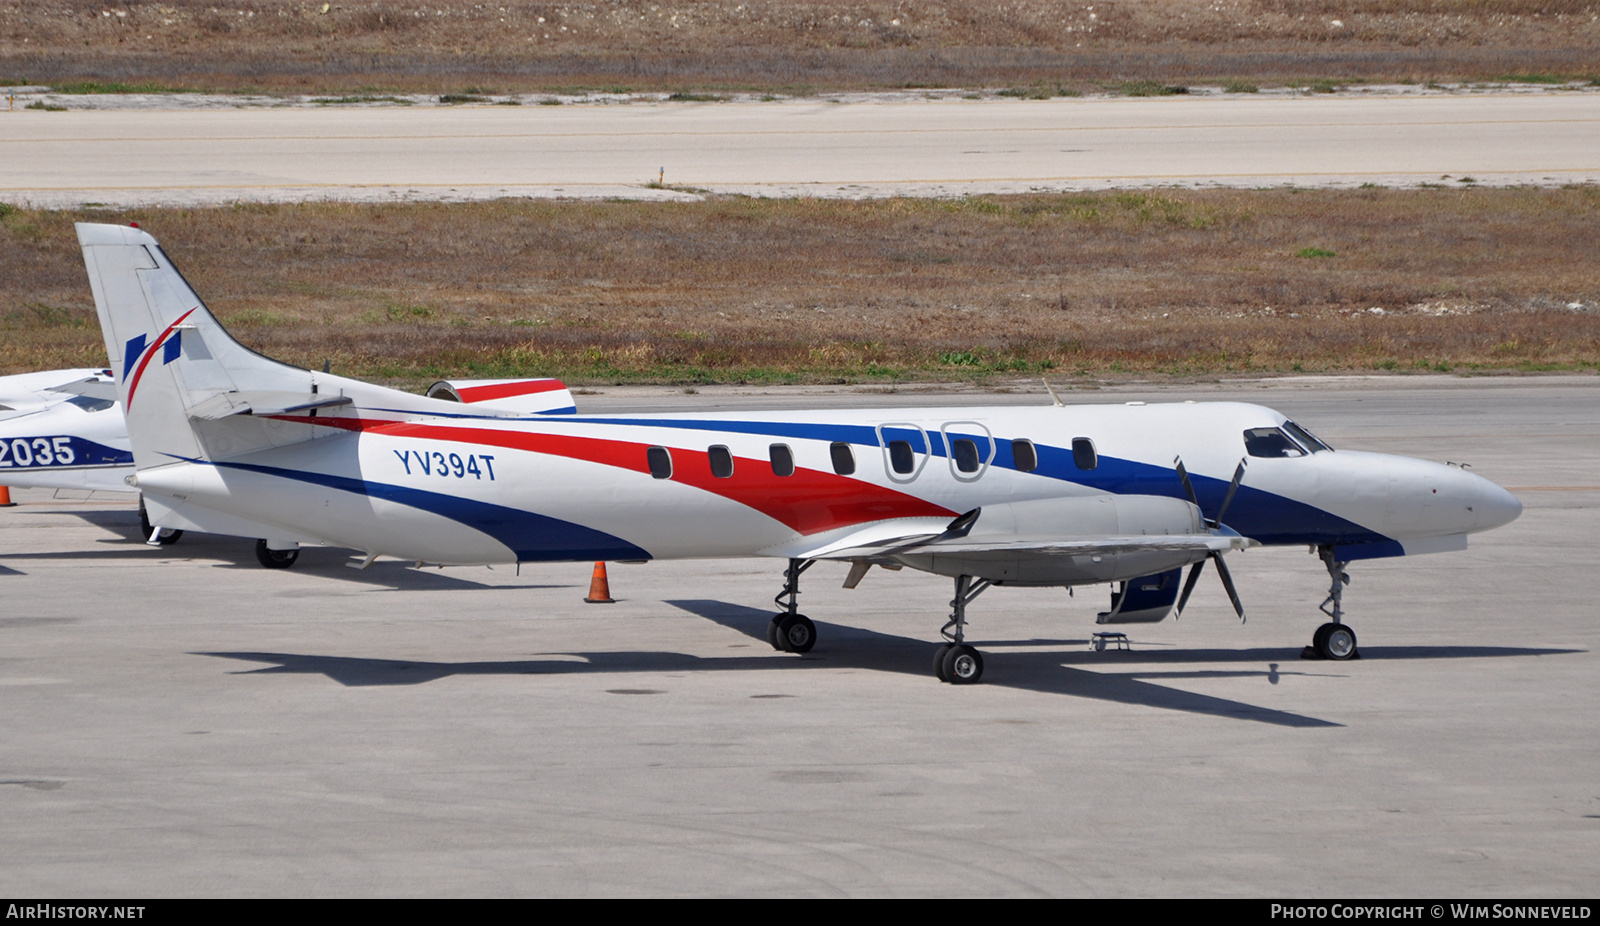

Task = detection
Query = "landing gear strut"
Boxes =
[768,558,817,653]
[933,574,992,684]
[1306,545,1359,660]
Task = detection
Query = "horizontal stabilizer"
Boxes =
[187,391,354,421]
[425,378,577,415]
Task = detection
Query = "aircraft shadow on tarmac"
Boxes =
[13,508,571,592]
[193,599,1581,729]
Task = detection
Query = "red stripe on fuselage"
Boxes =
[269,415,953,535]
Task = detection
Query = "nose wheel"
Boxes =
[1312,622,1359,660]
[1304,546,1360,660]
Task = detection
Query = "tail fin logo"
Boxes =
[123,308,196,411]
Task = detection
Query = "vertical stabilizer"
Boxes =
[77,223,311,468]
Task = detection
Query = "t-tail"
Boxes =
[76,222,525,546]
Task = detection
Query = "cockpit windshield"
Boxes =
[1282,420,1333,452]
[1243,427,1305,458]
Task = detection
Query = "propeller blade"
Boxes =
[1174,456,1199,508]
[1174,558,1207,618]
[1211,552,1247,623]
[1214,459,1249,526]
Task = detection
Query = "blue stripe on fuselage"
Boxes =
[1024,444,1391,547]
[210,459,651,563]
[549,416,1390,547]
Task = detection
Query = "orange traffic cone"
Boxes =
[0,485,14,507]
[584,561,615,604]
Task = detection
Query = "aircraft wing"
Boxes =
[809,532,1247,562]
[760,517,957,560]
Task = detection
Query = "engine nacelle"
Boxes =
[1097,568,1183,624]
[425,378,576,415]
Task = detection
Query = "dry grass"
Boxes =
[3,1,1599,93]
[2,188,1598,386]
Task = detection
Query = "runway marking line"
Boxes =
[3,119,1596,146]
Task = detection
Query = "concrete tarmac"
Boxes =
[3,92,1598,208]
[1,375,1596,896]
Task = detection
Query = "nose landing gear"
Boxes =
[1306,545,1360,660]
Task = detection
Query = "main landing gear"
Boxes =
[254,539,300,569]
[137,497,182,546]
[768,558,817,654]
[933,574,992,684]
[765,562,992,683]
[1305,545,1359,660]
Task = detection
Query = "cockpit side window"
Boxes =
[1243,427,1305,458]
[1282,420,1332,453]
[65,395,116,413]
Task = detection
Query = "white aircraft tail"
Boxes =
[80,222,253,467]
[78,222,476,472]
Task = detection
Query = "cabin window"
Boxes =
[830,442,856,475]
[1072,437,1098,470]
[646,446,673,479]
[1282,420,1333,453]
[1012,439,1038,473]
[951,438,981,473]
[708,445,734,478]
[1243,428,1305,458]
[769,443,795,477]
[887,440,916,475]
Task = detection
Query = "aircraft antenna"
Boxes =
[1041,378,1064,407]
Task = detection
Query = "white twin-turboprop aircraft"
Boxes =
[73,222,1522,684]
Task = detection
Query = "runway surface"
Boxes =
[3,92,1598,207]
[2,375,1596,896]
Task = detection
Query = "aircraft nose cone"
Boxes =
[1472,477,1523,532]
